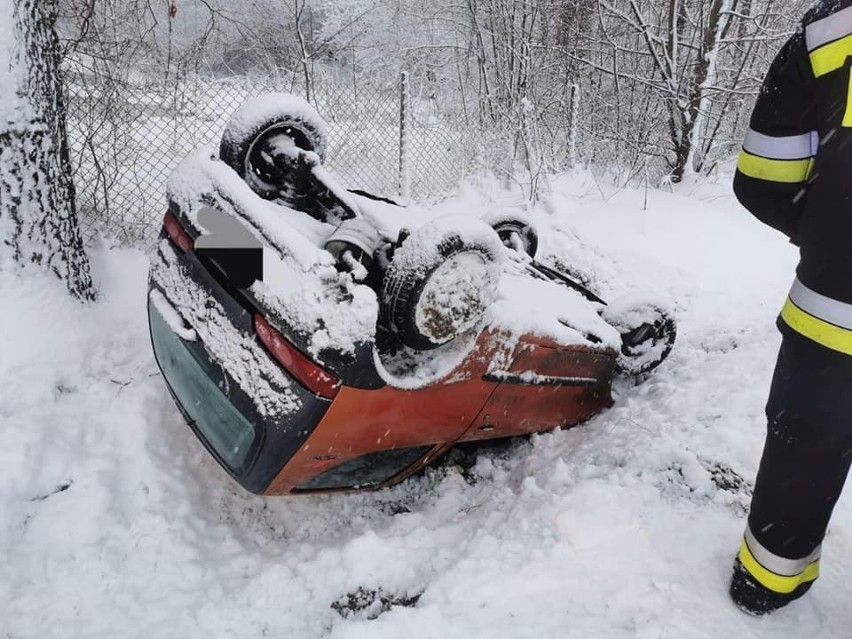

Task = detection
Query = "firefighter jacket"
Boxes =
[735,0,852,355]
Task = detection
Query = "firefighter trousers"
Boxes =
[743,327,852,592]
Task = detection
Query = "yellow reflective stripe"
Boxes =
[782,298,852,355]
[737,150,813,184]
[810,33,852,77]
[739,540,820,595]
[844,73,852,127]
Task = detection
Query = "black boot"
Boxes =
[728,558,813,616]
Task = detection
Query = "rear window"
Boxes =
[150,302,257,472]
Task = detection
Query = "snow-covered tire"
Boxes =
[488,216,539,258]
[219,93,328,199]
[380,218,504,351]
[601,297,676,376]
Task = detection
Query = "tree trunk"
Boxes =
[681,0,732,180]
[0,0,94,300]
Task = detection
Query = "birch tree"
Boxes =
[0,0,93,299]
[573,0,805,182]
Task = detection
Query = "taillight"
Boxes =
[254,315,341,399]
[163,211,193,253]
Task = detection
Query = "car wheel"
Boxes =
[380,218,504,351]
[601,297,676,376]
[219,93,328,200]
[486,215,539,258]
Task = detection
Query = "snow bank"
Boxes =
[7,172,852,638]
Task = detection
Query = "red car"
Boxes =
[148,93,674,495]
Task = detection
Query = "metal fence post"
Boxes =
[568,83,580,169]
[398,70,411,201]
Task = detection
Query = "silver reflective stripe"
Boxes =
[806,5,852,51]
[789,278,852,330]
[742,128,816,161]
[745,526,821,577]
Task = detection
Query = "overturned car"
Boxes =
[148,93,675,495]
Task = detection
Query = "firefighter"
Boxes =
[731,0,852,616]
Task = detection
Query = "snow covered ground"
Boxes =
[3,171,850,638]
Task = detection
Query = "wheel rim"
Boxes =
[244,124,315,194]
[414,251,494,345]
[618,314,676,375]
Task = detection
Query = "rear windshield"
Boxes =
[150,302,257,472]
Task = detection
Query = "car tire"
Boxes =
[601,297,676,376]
[380,219,504,351]
[219,93,328,200]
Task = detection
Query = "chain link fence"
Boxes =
[66,69,506,244]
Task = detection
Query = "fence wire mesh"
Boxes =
[66,70,504,245]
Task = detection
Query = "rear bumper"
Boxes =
[148,243,332,494]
